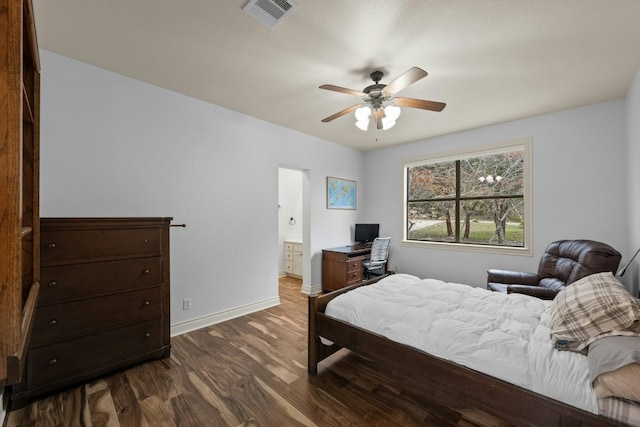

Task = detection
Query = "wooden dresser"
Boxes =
[321,245,371,292]
[10,217,172,407]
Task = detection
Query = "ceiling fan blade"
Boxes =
[382,67,428,95]
[319,84,367,98]
[373,109,383,130]
[394,97,446,112]
[321,104,361,122]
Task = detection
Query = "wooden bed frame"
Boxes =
[308,275,620,427]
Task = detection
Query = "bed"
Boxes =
[308,272,640,427]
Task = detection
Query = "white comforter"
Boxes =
[323,273,599,413]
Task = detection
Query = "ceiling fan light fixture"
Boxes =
[356,118,370,131]
[355,105,371,131]
[381,117,396,130]
[384,104,401,121]
[355,106,371,121]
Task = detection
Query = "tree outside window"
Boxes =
[404,140,530,250]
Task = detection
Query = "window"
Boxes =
[403,139,531,253]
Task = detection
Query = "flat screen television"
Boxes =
[354,223,379,245]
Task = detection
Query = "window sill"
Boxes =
[401,239,533,256]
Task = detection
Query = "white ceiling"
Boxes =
[32,0,640,151]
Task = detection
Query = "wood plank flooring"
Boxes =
[6,276,506,427]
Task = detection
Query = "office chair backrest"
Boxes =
[370,237,391,262]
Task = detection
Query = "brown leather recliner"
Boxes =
[487,240,622,299]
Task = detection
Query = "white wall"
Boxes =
[39,50,364,329]
[625,69,640,295]
[363,100,629,289]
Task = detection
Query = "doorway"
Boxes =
[278,167,310,292]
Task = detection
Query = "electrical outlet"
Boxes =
[182,298,191,310]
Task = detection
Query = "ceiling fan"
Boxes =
[320,67,446,131]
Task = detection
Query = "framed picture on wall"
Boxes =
[326,176,356,210]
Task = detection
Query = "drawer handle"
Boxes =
[48,280,57,288]
[49,358,58,365]
[47,243,56,249]
[144,332,151,339]
[143,269,150,274]
[49,319,57,326]
[143,301,151,306]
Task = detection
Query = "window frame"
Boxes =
[402,138,532,256]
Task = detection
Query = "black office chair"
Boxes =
[363,237,391,279]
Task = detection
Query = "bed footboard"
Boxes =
[308,274,390,375]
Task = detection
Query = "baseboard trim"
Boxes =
[170,296,280,337]
[302,283,322,294]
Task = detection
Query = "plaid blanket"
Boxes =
[551,272,640,353]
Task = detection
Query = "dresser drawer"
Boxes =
[41,228,162,264]
[27,318,164,388]
[347,256,365,273]
[39,257,162,305]
[346,269,363,285]
[31,288,162,346]
[346,256,365,285]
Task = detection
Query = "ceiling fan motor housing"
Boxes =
[370,70,384,83]
[363,71,386,97]
[363,71,389,109]
[363,83,386,95]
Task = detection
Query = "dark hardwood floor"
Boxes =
[6,276,505,427]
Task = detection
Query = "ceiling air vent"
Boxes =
[242,0,298,29]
